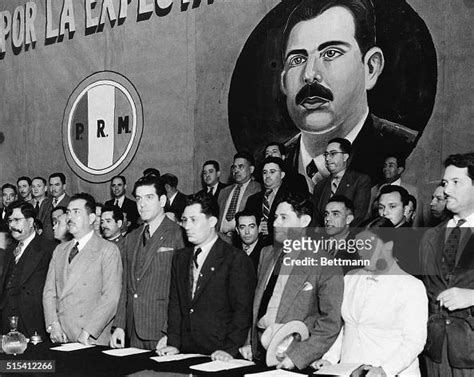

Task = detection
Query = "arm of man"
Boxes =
[165,251,183,350]
[286,268,344,370]
[352,174,372,225]
[43,247,60,328]
[221,252,257,357]
[83,244,123,339]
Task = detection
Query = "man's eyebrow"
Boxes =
[285,49,308,60]
[318,40,351,51]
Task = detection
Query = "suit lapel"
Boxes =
[192,240,225,304]
[456,228,474,266]
[129,229,142,291]
[61,235,99,298]
[336,171,352,194]
[253,247,280,317]
[19,236,43,285]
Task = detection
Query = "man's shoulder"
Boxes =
[246,180,262,193]
[34,234,57,251]
[345,169,371,184]
[420,221,448,245]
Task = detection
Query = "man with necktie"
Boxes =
[111,175,184,350]
[420,153,474,376]
[105,175,139,231]
[157,193,255,360]
[0,183,17,232]
[48,172,70,209]
[43,193,122,345]
[312,138,371,226]
[0,201,55,338]
[196,160,227,200]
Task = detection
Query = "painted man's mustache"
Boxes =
[295,82,334,105]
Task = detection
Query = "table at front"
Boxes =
[0,342,325,377]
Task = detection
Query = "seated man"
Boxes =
[240,193,343,370]
[157,193,256,360]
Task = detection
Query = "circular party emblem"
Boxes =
[62,71,143,182]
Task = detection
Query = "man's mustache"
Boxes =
[11,228,22,233]
[295,82,334,105]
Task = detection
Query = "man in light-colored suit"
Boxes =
[111,175,185,350]
[43,193,122,345]
[240,194,343,370]
[217,151,261,239]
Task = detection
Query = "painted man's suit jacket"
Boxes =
[43,233,122,345]
[113,218,185,342]
[167,238,256,357]
[250,245,344,370]
[420,222,474,368]
[0,234,55,338]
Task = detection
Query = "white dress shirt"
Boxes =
[323,266,428,376]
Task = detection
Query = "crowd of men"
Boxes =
[0,143,472,376]
[0,0,471,376]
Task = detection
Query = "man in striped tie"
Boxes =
[312,138,371,226]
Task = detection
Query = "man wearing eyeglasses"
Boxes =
[0,201,55,339]
[312,138,371,226]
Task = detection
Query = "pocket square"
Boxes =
[157,247,174,252]
[302,282,313,291]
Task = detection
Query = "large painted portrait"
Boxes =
[229,0,437,191]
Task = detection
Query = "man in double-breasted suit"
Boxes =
[312,138,371,226]
[0,201,55,338]
[240,194,343,370]
[217,151,261,238]
[157,193,256,360]
[43,193,122,345]
[111,175,185,350]
[420,153,474,376]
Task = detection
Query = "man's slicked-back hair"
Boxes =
[51,205,68,217]
[203,160,220,172]
[2,183,17,195]
[111,175,126,185]
[70,193,97,214]
[234,150,255,166]
[328,137,352,155]
[265,142,286,156]
[49,172,66,184]
[102,204,124,223]
[17,176,32,186]
[143,168,161,178]
[32,176,47,186]
[235,209,261,227]
[280,192,313,219]
[377,184,409,206]
[7,200,36,220]
[185,192,219,219]
[282,0,376,60]
[444,153,474,181]
[161,173,179,189]
[262,157,286,173]
[327,195,355,214]
[132,175,166,198]
[384,153,406,169]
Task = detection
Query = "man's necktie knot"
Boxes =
[143,225,151,246]
[306,160,318,179]
[14,241,24,263]
[193,247,202,269]
[68,242,80,264]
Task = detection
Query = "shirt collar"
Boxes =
[449,212,474,228]
[169,192,178,204]
[74,230,94,251]
[55,193,66,204]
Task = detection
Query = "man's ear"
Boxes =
[217,171,221,178]
[397,166,405,175]
[250,166,255,175]
[364,47,384,90]
[301,214,312,227]
[159,194,167,208]
[280,70,288,96]
[89,213,97,225]
[209,216,218,229]
[346,214,354,226]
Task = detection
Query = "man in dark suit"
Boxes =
[31,177,54,240]
[217,151,261,238]
[48,172,70,208]
[377,185,411,228]
[1,183,17,232]
[100,204,125,256]
[16,177,33,202]
[162,173,187,221]
[105,175,139,231]
[157,193,256,360]
[312,138,371,226]
[280,0,417,192]
[421,153,474,376]
[111,175,185,350]
[264,142,308,197]
[245,157,289,241]
[323,195,360,275]
[196,160,227,200]
[0,201,55,338]
[235,210,269,273]
[240,194,343,370]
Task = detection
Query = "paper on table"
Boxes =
[51,342,95,352]
[102,348,150,357]
[150,354,207,363]
[313,363,361,376]
[244,370,305,376]
[190,359,255,372]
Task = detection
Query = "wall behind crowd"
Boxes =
[0,0,472,203]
